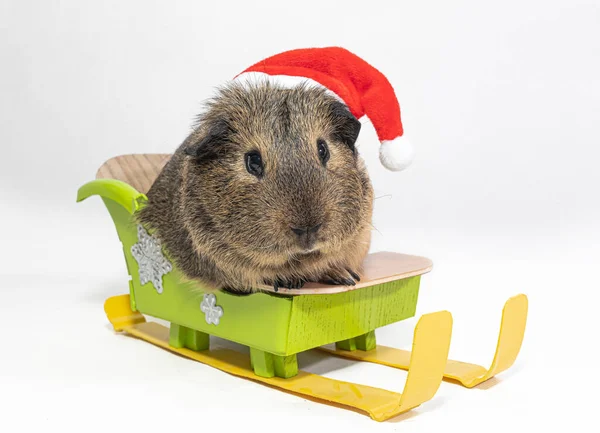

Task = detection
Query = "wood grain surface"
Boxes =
[257,251,433,295]
[96,153,171,194]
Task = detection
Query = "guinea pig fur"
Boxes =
[135,80,374,293]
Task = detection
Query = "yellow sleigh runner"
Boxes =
[78,154,528,422]
[319,294,528,389]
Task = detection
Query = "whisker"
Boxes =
[371,224,383,235]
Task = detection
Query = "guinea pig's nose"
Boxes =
[290,223,322,237]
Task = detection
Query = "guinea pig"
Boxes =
[135,79,374,293]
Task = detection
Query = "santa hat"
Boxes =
[232,47,414,171]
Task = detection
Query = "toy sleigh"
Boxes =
[77,153,528,422]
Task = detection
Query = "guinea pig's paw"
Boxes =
[347,269,361,282]
[287,278,307,290]
[318,268,358,286]
[271,277,306,291]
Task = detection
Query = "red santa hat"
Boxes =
[232,46,414,171]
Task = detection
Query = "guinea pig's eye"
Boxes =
[317,139,330,165]
[245,151,264,177]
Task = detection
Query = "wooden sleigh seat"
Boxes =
[96,153,171,194]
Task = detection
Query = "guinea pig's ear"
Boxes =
[329,101,362,152]
[184,119,231,161]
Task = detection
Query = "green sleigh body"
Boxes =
[77,177,426,379]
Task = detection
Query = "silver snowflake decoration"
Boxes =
[130,224,172,294]
[200,293,223,325]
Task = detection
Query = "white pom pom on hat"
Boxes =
[380,136,415,171]
[233,46,415,172]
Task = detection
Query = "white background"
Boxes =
[1,0,599,431]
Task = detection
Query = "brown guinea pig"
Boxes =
[135,79,374,293]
